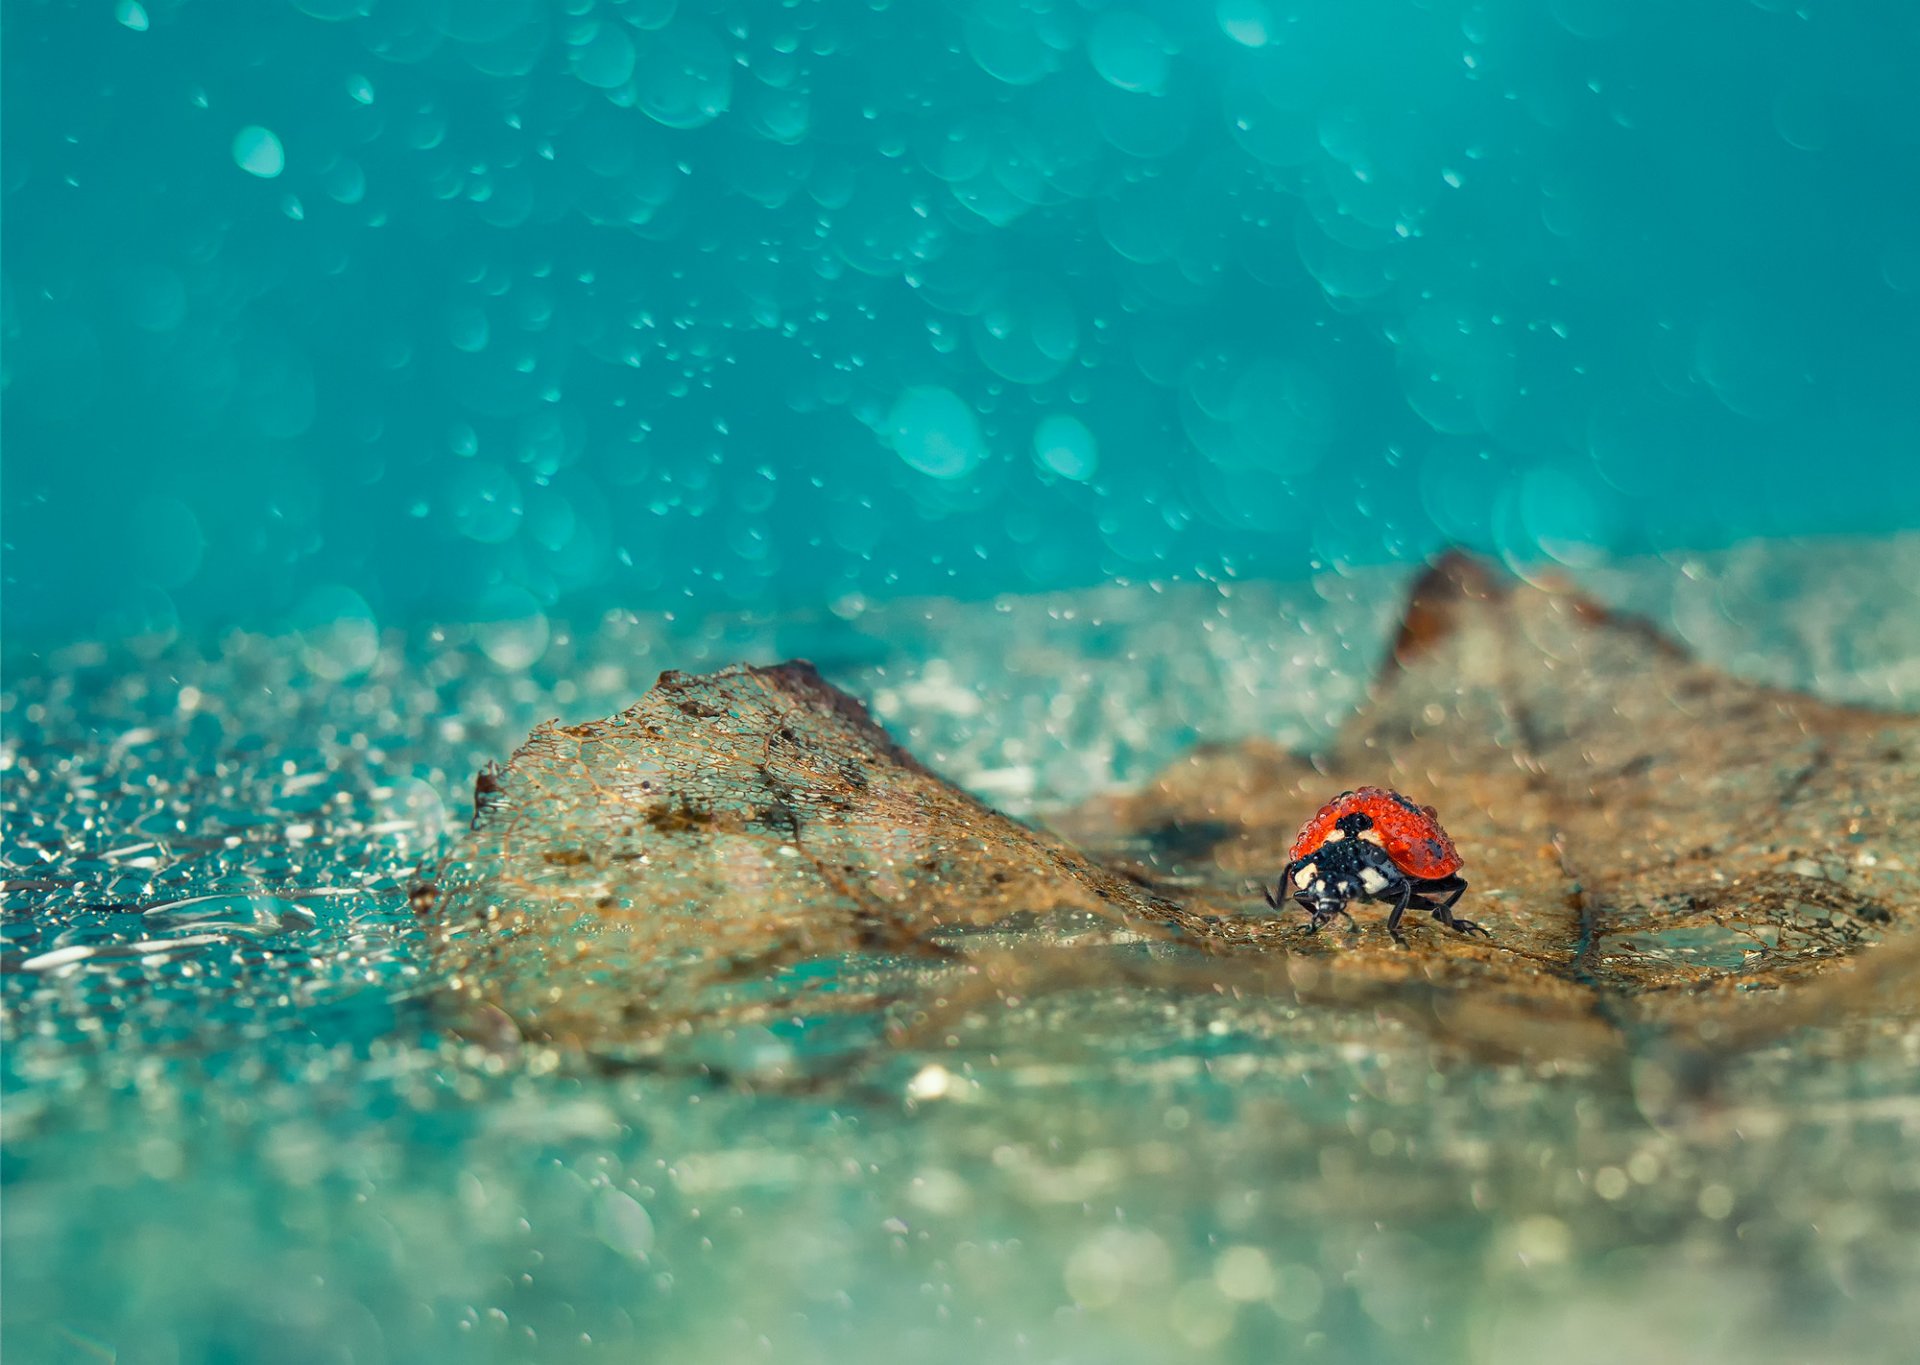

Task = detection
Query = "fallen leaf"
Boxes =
[420,555,1920,1074]
[422,661,1178,1060]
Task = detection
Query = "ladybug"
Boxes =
[1263,787,1487,940]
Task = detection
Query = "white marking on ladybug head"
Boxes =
[1358,829,1385,847]
[1359,866,1390,894]
[1323,828,1346,842]
[1293,862,1319,888]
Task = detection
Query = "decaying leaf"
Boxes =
[1074,554,1920,1062]
[422,662,1180,1055]
[421,555,1920,1071]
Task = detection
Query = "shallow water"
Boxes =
[5,537,1920,1364]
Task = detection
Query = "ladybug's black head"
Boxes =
[1333,812,1374,835]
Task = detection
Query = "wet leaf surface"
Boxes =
[425,661,1180,1062]
[425,554,1920,1077]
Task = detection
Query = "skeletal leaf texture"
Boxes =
[424,557,1919,1068]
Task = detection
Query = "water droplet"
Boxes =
[140,894,318,937]
[908,1063,953,1100]
[1213,1245,1274,1300]
[232,125,285,178]
[884,387,987,481]
[594,1189,656,1259]
[448,305,491,354]
[448,461,523,544]
[573,21,637,91]
[20,944,98,972]
[1034,414,1099,482]
[471,585,550,669]
[966,5,1056,86]
[972,275,1078,384]
[289,586,381,681]
[116,0,149,32]
[1089,12,1171,94]
[1216,0,1269,47]
[323,159,366,205]
[634,25,732,129]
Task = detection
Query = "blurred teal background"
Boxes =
[6,0,1919,641]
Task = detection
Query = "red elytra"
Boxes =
[1287,786,1463,881]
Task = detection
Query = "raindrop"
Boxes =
[116,0,149,32]
[634,25,733,129]
[449,305,491,354]
[323,159,366,205]
[472,585,551,669]
[1034,414,1099,482]
[573,21,636,90]
[1090,12,1172,94]
[1772,83,1829,152]
[971,276,1079,384]
[448,462,523,544]
[594,1189,656,1259]
[1097,177,1180,263]
[884,387,988,481]
[1216,0,1269,47]
[1516,464,1614,568]
[232,125,285,178]
[966,4,1056,86]
[526,487,578,551]
[289,585,381,680]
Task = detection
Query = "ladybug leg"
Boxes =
[1383,881,1416,943]
[1416,875,1490,938]
[1304,904,1357,935]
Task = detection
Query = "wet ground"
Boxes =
[5,536,1919,1365]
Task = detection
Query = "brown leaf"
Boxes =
[423,661,1178,1056]
[1073,553,1920,1059]
[421,556,1920,1071]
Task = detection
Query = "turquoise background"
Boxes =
[6,0,1919,641]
